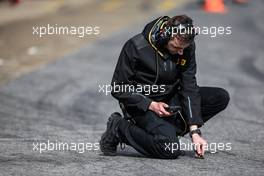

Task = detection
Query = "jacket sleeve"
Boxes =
[111,40,152,112]
[179,42,204,126]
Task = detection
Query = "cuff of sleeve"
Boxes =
[138,97,152,112]
[188,118,204,127]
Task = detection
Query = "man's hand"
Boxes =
[148,101,171,117]
[191,133,208,157]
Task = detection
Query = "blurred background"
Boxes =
[1,0,264,176]
[0,0,249,84]
[0,0,188,84]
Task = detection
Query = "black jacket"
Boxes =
[111,16,203,126]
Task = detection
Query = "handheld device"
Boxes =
[165,106,182,114]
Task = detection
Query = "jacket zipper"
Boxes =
[169,60,173,71]
[163,60,174,80]
[163,62,167,71]
[164,60,173,71]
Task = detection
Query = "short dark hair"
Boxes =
[166,15,196,44]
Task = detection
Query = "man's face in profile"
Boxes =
[166,36,190,55]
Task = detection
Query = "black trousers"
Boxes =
[117,87,230,159]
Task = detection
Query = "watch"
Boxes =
[189,128,202,138]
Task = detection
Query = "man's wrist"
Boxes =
[189,128,202,138]
[190,125,198,131]
[148,101,155,111]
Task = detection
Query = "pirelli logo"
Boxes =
[177,58,187,66]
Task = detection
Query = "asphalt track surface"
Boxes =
[0,1,264,176]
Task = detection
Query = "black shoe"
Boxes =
[100,112,122,156]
